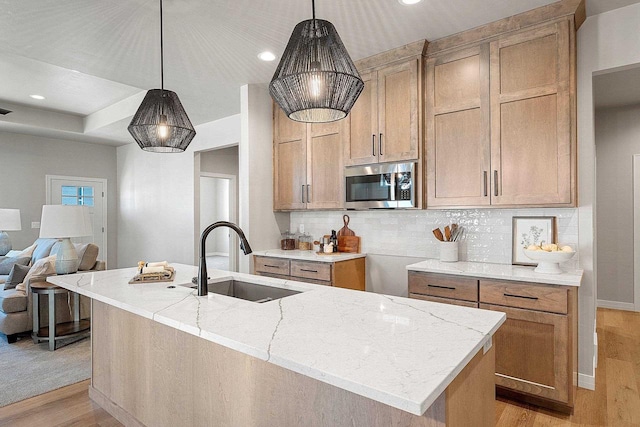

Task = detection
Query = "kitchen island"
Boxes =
[49,264,505,426]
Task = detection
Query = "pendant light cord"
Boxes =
[312,0,316,21]
[160,0,164,93]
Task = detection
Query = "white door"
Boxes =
[46,175,107,263]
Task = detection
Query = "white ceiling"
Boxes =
[0,0,638,146]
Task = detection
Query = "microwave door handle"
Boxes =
[390,172,397,203]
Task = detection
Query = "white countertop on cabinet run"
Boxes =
[252,249,366,262]
[48,264,504,416]
[406,259,583,287]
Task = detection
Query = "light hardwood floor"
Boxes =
[0,308,637,426]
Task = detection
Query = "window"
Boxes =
[61,186,94,206]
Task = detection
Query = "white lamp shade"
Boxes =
[0,209,21,231]
[39,205,92,238]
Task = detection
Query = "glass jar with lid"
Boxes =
[298,233,313,250]
[280,230,296,250]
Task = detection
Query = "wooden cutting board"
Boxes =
[338,235,360,253]
[337,215,355,237]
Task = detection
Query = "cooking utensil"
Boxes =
[444,225,452,242]
[338,215,356,237]
[432,228,444,242]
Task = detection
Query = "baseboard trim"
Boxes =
[578,373,595,390]
[597,299,636,311]
[89,385,146,427]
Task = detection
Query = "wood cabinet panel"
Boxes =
[378,59,420,163]
[345,71,377,166]
[290,260,332,282]
[426,45,491,208]
[274,139,307,210]
[408,271,478,302]
[307,121,345,209]
[274,104,306,143]
[254,256,290,276]
[409,293,479,308]
[480,279,568,314]
[480,303,570,404]
[490,20,573,206]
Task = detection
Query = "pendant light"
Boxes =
[269,0,364,123]
[128,0,196,152]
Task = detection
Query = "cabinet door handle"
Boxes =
[301,185,305,204]
[379,133,383,156]
[306,184,310,203]
[372,134,376,156]
[483,171,488,197]
[504,293,539,301]
[494,170,499,197]
[301,269,318,273]
[427,284,456,291]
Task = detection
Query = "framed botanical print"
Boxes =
[512,216,557,266]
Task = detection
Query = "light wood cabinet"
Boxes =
[425,18,577,208]
[345,58,421,166]
[273,106,346,210]
[254,255,365,291]
[408,271,577,412]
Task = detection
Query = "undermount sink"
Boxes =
[186,279,302,303]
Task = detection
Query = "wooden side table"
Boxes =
[31,281,90,351]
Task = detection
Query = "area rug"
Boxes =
[0,335,91,407]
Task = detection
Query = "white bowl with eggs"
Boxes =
[523,244,575,274]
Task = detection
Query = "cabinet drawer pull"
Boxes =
[379,133,383,156]
[428,284,456,291]
[300,269,318,273]
[483,171,488,197]
[372,134,376,156]
[494,170,499,197]
[264,264,281,268]
[504,293,538,301]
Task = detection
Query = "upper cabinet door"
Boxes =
[307,121,347,209]
[426,45,491,207]
[378,59,420,163]
[273,106,307,210]
[345,71,378,166]
[490,20,573,206]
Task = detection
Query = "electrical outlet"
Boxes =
[31,221,40,229]
[299,224,305,233]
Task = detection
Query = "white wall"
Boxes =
[117,115,240,267]
[199,177,230,255]
[239,84,290,273]
[292,208,579,296]
[595,104,640,306]
[0,131,117,267]
[577,3,640,388]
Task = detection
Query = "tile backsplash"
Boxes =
[290,208,579,268]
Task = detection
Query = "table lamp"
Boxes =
[39,205,92,274]
[0,208,22,256]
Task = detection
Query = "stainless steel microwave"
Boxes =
[345,162,416,209]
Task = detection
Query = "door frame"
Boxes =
[634,155,640,311]
[45,175,108,266]
[199,172,238,272]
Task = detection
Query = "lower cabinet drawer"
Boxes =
[408,272,478,302]
[290,260,332,282]
[254,256,290,276]
[480,280,568,314]
[409,293,479,308]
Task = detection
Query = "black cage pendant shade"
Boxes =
[269,0,364,123]
[128,0,195,152]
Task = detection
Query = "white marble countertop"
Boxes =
[252,249,366,262]
[406,259,583,287]
[48,264,504,416]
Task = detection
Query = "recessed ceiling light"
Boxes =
[258,51,276,62]
[399,0,422,4]
[30,94,45,100]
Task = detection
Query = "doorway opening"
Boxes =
[197,146,239,272]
